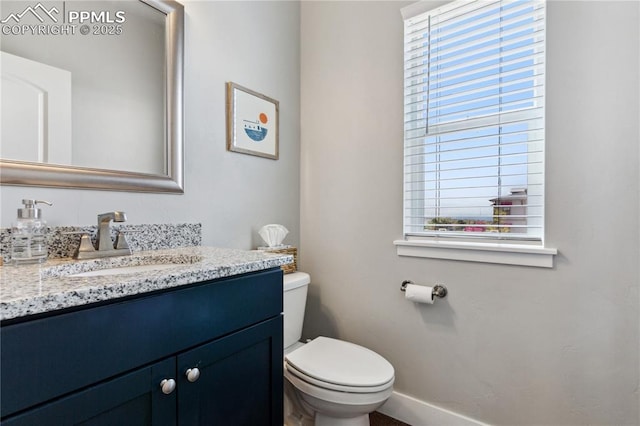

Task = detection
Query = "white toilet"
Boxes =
[283,272,395,426]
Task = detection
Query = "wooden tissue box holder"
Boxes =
[258,245,297,274]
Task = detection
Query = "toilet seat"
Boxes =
[285,362,394,394]
[284,365,394,409]
[284,337,395,393]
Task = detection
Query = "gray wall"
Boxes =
[0,1,301,250]
[300,1,639,425]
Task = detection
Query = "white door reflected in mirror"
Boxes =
[1,52,72,165]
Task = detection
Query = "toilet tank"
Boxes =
[283,272,310,350]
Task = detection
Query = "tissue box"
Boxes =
[258,245,297,274]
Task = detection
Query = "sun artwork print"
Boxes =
[243,112,269,142]
[227,82,279,159]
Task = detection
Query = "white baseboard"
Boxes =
[377,391,491,426]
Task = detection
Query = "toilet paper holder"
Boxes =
[400,280,448,298]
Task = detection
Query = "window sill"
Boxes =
[394,239,557,268]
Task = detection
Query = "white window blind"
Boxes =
[403,0,546,242]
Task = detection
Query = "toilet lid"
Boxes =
[285,337,394,388]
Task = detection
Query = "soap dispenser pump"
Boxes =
[11,199,53,265]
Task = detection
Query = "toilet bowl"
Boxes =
[283,272,394,426]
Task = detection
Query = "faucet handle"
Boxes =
[74,233,97,259]
[114,231,131,250]
[78,234,96,252]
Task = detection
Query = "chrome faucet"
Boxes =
[97,211,127,251]
[75,212,132,260]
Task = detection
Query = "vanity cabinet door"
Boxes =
[1,358,176,426]
[177,315,283,426]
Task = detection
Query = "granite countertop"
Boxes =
[0,246,293,321]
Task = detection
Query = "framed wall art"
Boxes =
[226,82,279,160]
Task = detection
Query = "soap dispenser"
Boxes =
[11,199,53,265]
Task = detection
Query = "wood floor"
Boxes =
[370,411,411,426]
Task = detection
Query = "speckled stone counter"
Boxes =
[0,246,293,321]
[0,223,202,263]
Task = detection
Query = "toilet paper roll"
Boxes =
[404,284,435,304]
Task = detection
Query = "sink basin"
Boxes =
[42,254,204,279]
[69,263,182,277]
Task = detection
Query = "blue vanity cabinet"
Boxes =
[177,317,283,425]
[1,358,177,426]
[0,268,284,425]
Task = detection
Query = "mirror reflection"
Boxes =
[0,0,183,192]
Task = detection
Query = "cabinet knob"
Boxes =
[160,378,176,394]
[185,367,200,383]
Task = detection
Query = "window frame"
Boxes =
[397,0,557,267]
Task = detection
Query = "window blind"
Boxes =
[403,0,546,241]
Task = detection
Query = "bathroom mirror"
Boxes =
[0,0,184,193]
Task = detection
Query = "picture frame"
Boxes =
[226,82,279,160]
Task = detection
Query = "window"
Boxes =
[397,0,556,267]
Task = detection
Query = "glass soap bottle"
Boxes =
[11,199,53,265]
